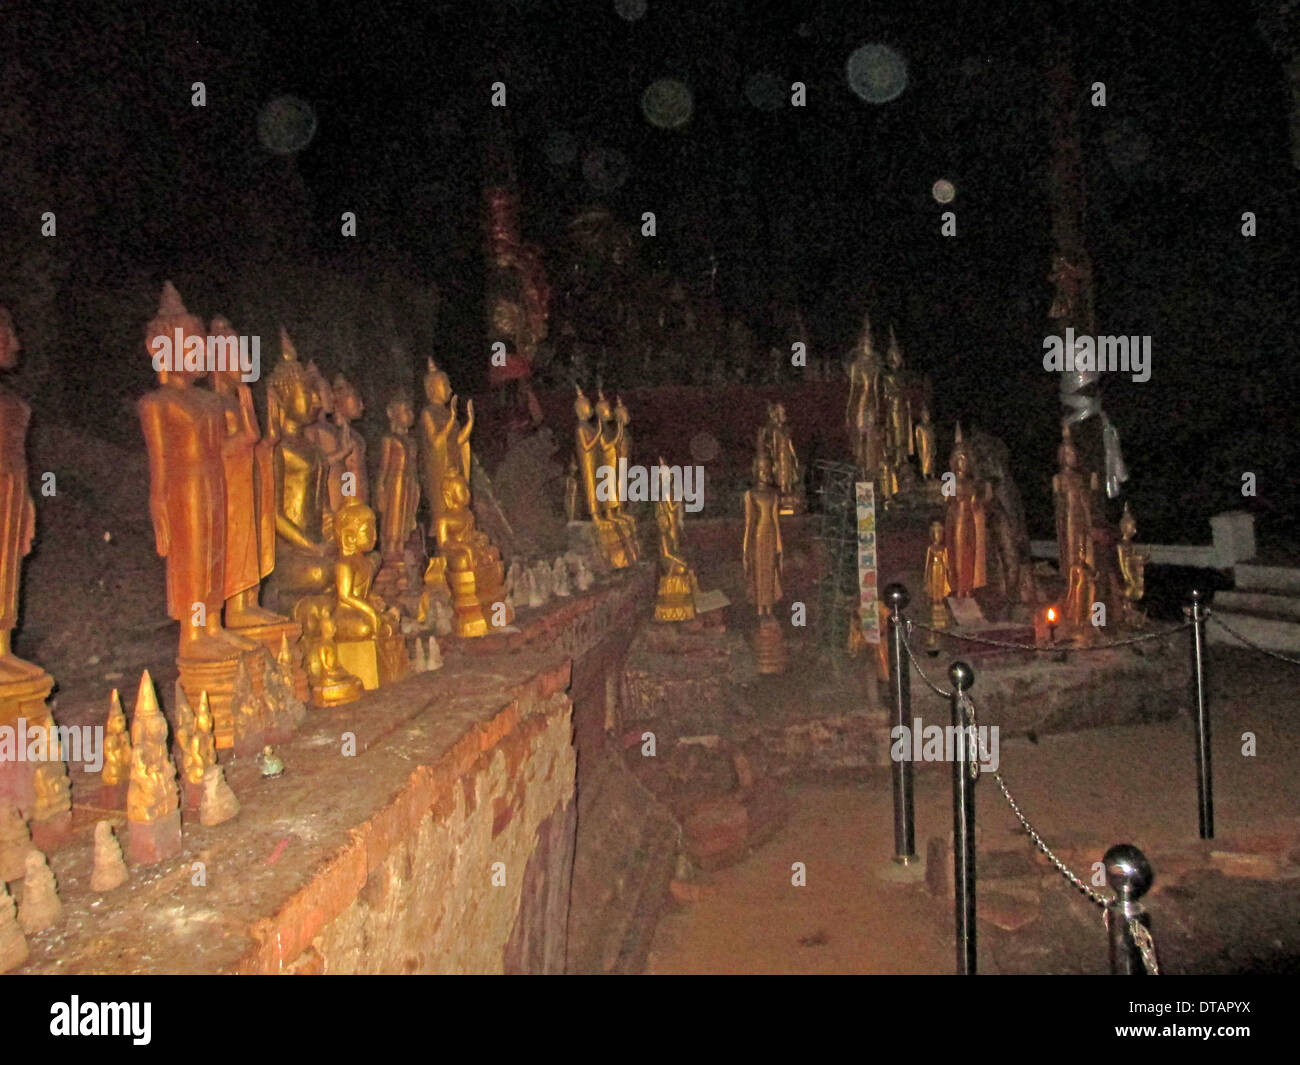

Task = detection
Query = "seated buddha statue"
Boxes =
[435,469,510,637]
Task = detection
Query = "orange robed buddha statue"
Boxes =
[923,519,953,631]
[375,393,421,595]
[943,425,990,600]
[139,284,258,661]
[0,307,44,685]
[265,335,334,610]
[209,316,285,630]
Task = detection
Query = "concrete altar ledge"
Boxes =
[22,647,578,974]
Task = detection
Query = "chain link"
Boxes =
[908,617,1188,652]
[1129,918,1160,975]
[1207,614,1300,668]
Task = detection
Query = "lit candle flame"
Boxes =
[1046,606,1058,624]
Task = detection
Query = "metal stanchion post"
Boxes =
[885,584,916,867]
[949,661,977,975]
[1187,589,1214,839]
[1104,844,1156,975]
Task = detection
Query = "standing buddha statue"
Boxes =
[943,425,990,600]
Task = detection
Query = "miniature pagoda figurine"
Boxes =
[573,387,629,568]
[300,606,364,707]
[744,453,788,674]
[0,802,29,882]
[259,745,285,778]
[1053,423,1099,578]
[943,426,990,600]
[375,394,421,598]
[846,313,882,475]
[0,881,27,972]
[29,723,72,849]
[653,461,698,622]
[416,557,454,636]
[17,848,61,933]
[90,821,129,892]
[125,670,182,865]
[1065,539,1097,643]
[100,689,132,807]
[299,500,405,691]
[552,556,571,597]
[417,358,473,537]
[435,470,512,637]
[172,684,201,812]
[274,634,308,728]
[530,558,553,604]
[265,335,335,613]
[209,316,288,634]
[914,405,938,481]
[199,765,240,826]
[923,519,953,641]
[412,638,427,672]
[574,554,594,591]
[331,374,369,507]
[426,635,443,670]
[188,691,218,798]
[230,654,266,758]
[1117,503,1150,627]
[141,285,259,663]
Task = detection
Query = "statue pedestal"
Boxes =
[654,572,697,623]
[754,616,790,675]
[310,671,364,709]
[178,649,263,752]
[127,810,182,865]
[231,619,308,704]
[0,670,55,812]
[336,635,410,691]
[448,569,490,637]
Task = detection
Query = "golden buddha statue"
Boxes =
[1116,503,1149,627]
[304,359,349,520]
[743,452,783,617]
[331,374,369,507]
[210,316,285,631]
[846,314,881,475]
[190,690,217,786]
[943,426,990,599]
[653,459,697,622]
[301,499,404,689]
[596,390,638,560]
[1065,538,1096,640]
[265,335,333,609]
[763,402,804,515]
[376,394,421,593]
[300,605,364,707]
[573,386,629,568]
[880,325,914,461]
[140,284,258,661]
[1053,423,1098,575]
[417,358,473,536]
[923,519,952,644]
[914,405,938,480]
[435,469,511,637]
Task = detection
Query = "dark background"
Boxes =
[0,0,1295,543]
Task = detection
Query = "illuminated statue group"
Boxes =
[572,385,639,569]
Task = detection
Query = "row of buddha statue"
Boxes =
[571,386,641,568]
[138,283,512,724]
[845,316,939,504]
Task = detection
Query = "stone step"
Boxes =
[1214,590,1300,621]
[1207,611,1300,654]
[1234,563,1300,594]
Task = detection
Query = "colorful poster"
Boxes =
[855,481,880,644]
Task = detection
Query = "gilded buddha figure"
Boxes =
[574,386,630,568]
[331,374,369,508]
[1053,423,1098,576]
[1116,503,1149,627]
[417,358,473,536]
[596,390,638,560]
[653,459,697,622]
[435,468,510,637]
[914,405,938,480]
[761,402,804,515]
[880,326,914,462]
[264,336,333,609]
[376,393,420,577]
[743,452,783,617]
[846,314,882,476]
[943,426,990,600]
[140,284,258,660]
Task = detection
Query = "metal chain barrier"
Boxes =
[1208,613,1300,668]
[908,616,1188,653]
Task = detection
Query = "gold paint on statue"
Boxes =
[417,359,473,535]
[331,374,369,507]
[914,406,937,480]
[574,387,629,568]
[102,690,132,789]
[1053,423,1098,574]
[435,470,511,638]
[846,314,882,475]
[126,672,178,824]
[943,426,990,599]
[743,453,783,616]
[653,458,698,622]
[1117,503,1149,627]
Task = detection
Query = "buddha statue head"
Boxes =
[424,358,452,406]
[887,325,903,370]
[332,374,363,423]
[208,315,244,390]
[574,385,593,422]
[334,500,378,557]
[950,423,975,477]
[146,281,206,387]
[386,393,414,433]
[594,390,613,423]
[268,347,320,432]
[306,360,333,418]
[441,470,472,515]
[920,404,932,425]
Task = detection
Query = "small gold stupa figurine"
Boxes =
[100,689,132,807]
[125,671,182,865]
[653,459,698,622]
[1116,503,1149,627]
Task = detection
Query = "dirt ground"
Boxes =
[648,646,1300,974]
